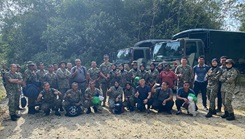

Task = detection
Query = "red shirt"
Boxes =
[159,70,177,89]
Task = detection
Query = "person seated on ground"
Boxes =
[63,82,84,116]
[175,81,197,115]
[135,78,153,113]
[123,82,136,111]
[37,82,62,116]
[107,80,124,113]
[84,82,103,114]
[151,81,174,114]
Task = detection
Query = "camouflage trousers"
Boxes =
[123,96,135,108]
[101,82,110,105]
[84,100,102,112]
[62,100,84,112]
[207,86,218,110]
[221,88,234,113]
[108,99,122,109]
[41,99,62,112]
[7,91,20,115]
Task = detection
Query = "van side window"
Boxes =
[186,42,197,55]
[134,50,144,60]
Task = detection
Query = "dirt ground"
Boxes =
[0,88,245,139]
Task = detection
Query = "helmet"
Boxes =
[226,59,235,64]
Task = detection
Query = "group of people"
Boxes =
[2,54,238,121]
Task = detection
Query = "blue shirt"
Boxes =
[136,85,151,100]
[193,64,209,82]
[177,87,195,98]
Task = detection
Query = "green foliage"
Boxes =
[0,0,226,66]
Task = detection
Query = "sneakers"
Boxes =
[166,110,172,114]
[176,110,182,115]
[55,111,61,116]
[226,113,235,121]
[17,107,24,110]
[221,111,229,118]
[14,114,21,118]
[86,108,91,114]
[204,106,208,111]
[10,115,18,121]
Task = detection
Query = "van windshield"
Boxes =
[153,41,182,61]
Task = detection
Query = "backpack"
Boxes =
[66,105,82,117]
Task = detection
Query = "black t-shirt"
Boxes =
[136,85,151,100]
[177,87,195,98]
[156,88,173,101]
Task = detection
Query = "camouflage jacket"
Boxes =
[175,64,193,83]
[128,69,139,81]
[206,67,222,89]
[5,72,22,92]
[44,73,58,89]
[36,69,48,84]
[24,69,38,84]
[108,86,123,100]
[147,69,159,85]
[40,88,58,103]
[124,87,135,97]
[64,89,82,103]
[137,70,149,82]
[219,68,238,91]
[56,68,70,89]
[109,69,120,86]
[119,70,130,88]
[88,67,100,81]
[84,88,102,99]
[100,62,112,83]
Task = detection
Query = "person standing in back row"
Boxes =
[217,56,227,112]
[175,57,193,89]
[219,59,238,121]
[100,54,112,107]
[70,59,88,94]
[193,56,209,110]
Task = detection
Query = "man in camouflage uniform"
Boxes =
[100,54,112,106]
[219,59,238,121]
[205,58,222,118]
[84,82,103,114]
[56,61,70,95]
[53,63,59,73]
[24,61,39,114]
[5,64,23,121]
[63,82,84,116]
[217,56,228,112]
[37,82,62,116]
[44,65,58,89]
[16,64,24,110]
[56,61,71,111]
[36,62,48,85]
[175,57,193,89]
[107,81,123,112]
[88,61,100,88]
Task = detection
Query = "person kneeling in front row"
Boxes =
[135,78,153,113]
[175,81,198,116]
[151,81,174,114]
[37,82,62,116]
